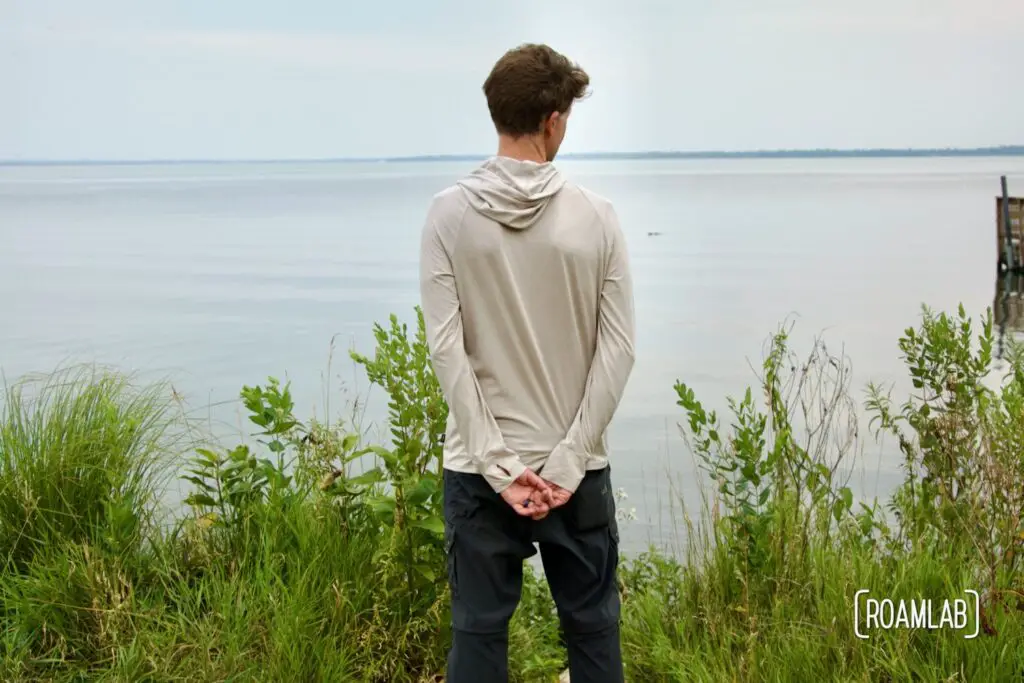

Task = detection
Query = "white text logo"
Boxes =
[853,589,979,640]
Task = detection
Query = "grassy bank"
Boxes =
[2,304,1023,682]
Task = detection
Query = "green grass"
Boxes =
[0,365,178,575]
[2,304,1023,682]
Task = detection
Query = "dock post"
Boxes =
[1002,176,1015,270]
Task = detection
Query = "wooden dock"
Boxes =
[994,270,1024,359]
[997,175,1024,271]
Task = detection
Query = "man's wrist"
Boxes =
[541,441,586,493]
[484,454,527,493]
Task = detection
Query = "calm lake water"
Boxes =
[3,156,1024,553]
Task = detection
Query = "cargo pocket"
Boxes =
[569,467,616,533]
[444,522,458,598]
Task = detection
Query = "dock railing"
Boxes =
[997,175,1024,271]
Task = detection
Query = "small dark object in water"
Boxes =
[647,231,662,237]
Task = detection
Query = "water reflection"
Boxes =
[994,272,1024,360]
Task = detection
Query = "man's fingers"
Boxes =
[501,475,562,518]
[510,496,538,517]
[527,493,549,520]
[518,469,549,490]
[525,492,549,513]
[505,494,550,518]
[535,478,571,508]
[547,488,571,509]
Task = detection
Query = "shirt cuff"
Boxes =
[483,453,527,493]
[539,441,587,493]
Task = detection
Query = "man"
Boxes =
[419,43,636,683]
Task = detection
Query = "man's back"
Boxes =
[420,155,633,490]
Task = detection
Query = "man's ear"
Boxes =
[544,111,560,136]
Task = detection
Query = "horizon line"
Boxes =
[2,144,1023,166]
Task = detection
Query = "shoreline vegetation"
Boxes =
[2,144,1023,166]
[2,303,1024,681]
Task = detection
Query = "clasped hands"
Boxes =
[500,468,571,520]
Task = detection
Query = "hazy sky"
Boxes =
[2,0,1022,160]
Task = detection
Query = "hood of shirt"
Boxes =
[456,155,566,230]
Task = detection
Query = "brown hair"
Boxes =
[482,43,591,137]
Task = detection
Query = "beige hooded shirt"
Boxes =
[419,155,635,494]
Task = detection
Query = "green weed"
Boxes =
[3,304,1023,681]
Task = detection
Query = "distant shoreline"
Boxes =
[2,145,1023,166]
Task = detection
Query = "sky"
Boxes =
[1,0,1022,161]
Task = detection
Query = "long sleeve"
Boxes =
[419,206,527,493]
[540,204,636,493]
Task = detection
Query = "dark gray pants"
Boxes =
[443,465,623,683]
